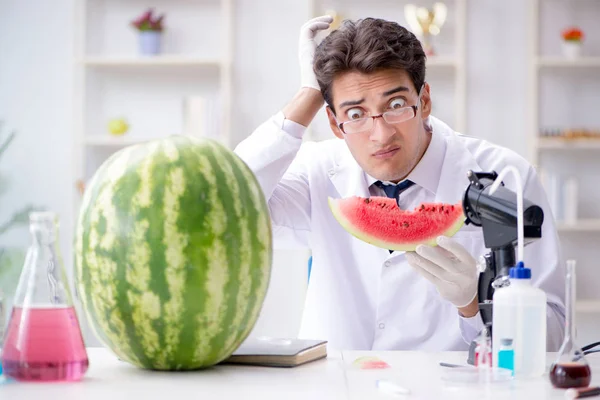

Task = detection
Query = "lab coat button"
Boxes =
[384,261,391,267]
[378,323,385,329]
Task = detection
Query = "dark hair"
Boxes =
[314,18,426,113]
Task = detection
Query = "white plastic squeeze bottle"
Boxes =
[492,261,547,378]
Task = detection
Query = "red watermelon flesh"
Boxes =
[328,196,465,251]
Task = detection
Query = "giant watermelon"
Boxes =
[74,135,272,370]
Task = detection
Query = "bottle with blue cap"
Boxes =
[492,260,547,377]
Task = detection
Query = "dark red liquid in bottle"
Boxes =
[549,363,591,389]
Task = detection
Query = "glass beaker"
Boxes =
[0,212,89,382]
[0,289,5,375]
[549,260,591,389]
[475,325,492,368]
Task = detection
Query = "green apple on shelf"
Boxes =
[108,118,129,136]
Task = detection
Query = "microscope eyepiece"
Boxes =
[463,170,543,249]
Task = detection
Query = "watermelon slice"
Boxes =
[352,356,391,369]
[328,196,465,251]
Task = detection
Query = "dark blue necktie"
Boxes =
[374,180,415,253]
[375,180,415,205]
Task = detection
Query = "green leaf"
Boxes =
[0,205,40,237]
[0,246,26,300]
[0,172,9,197]
[0,129,15,164]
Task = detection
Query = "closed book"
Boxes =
[222,337,327,368]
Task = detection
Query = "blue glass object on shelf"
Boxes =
[139,31,162,55]
[308,256,312,283]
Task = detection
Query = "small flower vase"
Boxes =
[138,31,162,56]
[562,41,582,60]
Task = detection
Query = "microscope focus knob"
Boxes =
[477,255,489,273]
[492,275,511,289]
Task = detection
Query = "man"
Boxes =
[234,16,566,351]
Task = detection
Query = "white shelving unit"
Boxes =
[84,136,152,147]
[305,0,467,141]
[70,0,233,346]
[576,300,600,314]
[537,137,600,150]
[536,56,600,68]
[557,219,600,232]
[72,0,233,203]
[79,56,224,67]
[528,0,600,324]
[528,0,600,164]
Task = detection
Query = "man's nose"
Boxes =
[369,116,395,142]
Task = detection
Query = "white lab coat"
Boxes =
[234,113,566,351]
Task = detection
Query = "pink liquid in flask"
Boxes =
[1,306,89,382]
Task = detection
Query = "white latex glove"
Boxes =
[405,236,478,308]
[298,15,334,91]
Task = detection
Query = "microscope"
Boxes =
[461,171,545,365]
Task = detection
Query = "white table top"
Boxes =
[1,347,599,400]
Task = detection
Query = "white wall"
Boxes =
[231,0,308,142]
[0,0,75,258]
[466,0,529,152]
[1,0,599,345]
[230,0,530,156]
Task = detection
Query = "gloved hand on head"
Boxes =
[405,236,478,309]
[298,15,334,91]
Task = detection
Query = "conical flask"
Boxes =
[0,288,5,376]
[0,212,89,382]
[549,260,591,389]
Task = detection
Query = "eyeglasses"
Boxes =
[336,105,418,135]
[336,85,424,135]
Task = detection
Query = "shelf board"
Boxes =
[425,56,458,67]
[536,56,600,68]
[79,56,223,67]
[557,219,600,232]
[84,136,152,147]
[537,137,600,150]
[576,300,600,313]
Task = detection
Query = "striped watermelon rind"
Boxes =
[74,135,272,371]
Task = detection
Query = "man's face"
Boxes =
[326,69,432,183]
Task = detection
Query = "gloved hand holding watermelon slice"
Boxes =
[329,196,478,313]
[405,236,478,310]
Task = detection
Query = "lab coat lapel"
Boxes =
[435,133,482,205]
[328,145,371,199]
[328,144,390,261]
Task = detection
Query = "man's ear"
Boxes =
[326,106,344,139]
[420,82,432,119]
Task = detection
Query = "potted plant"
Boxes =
[0,123,40,309]
[131,8,165,56]
[561,27,584,59]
